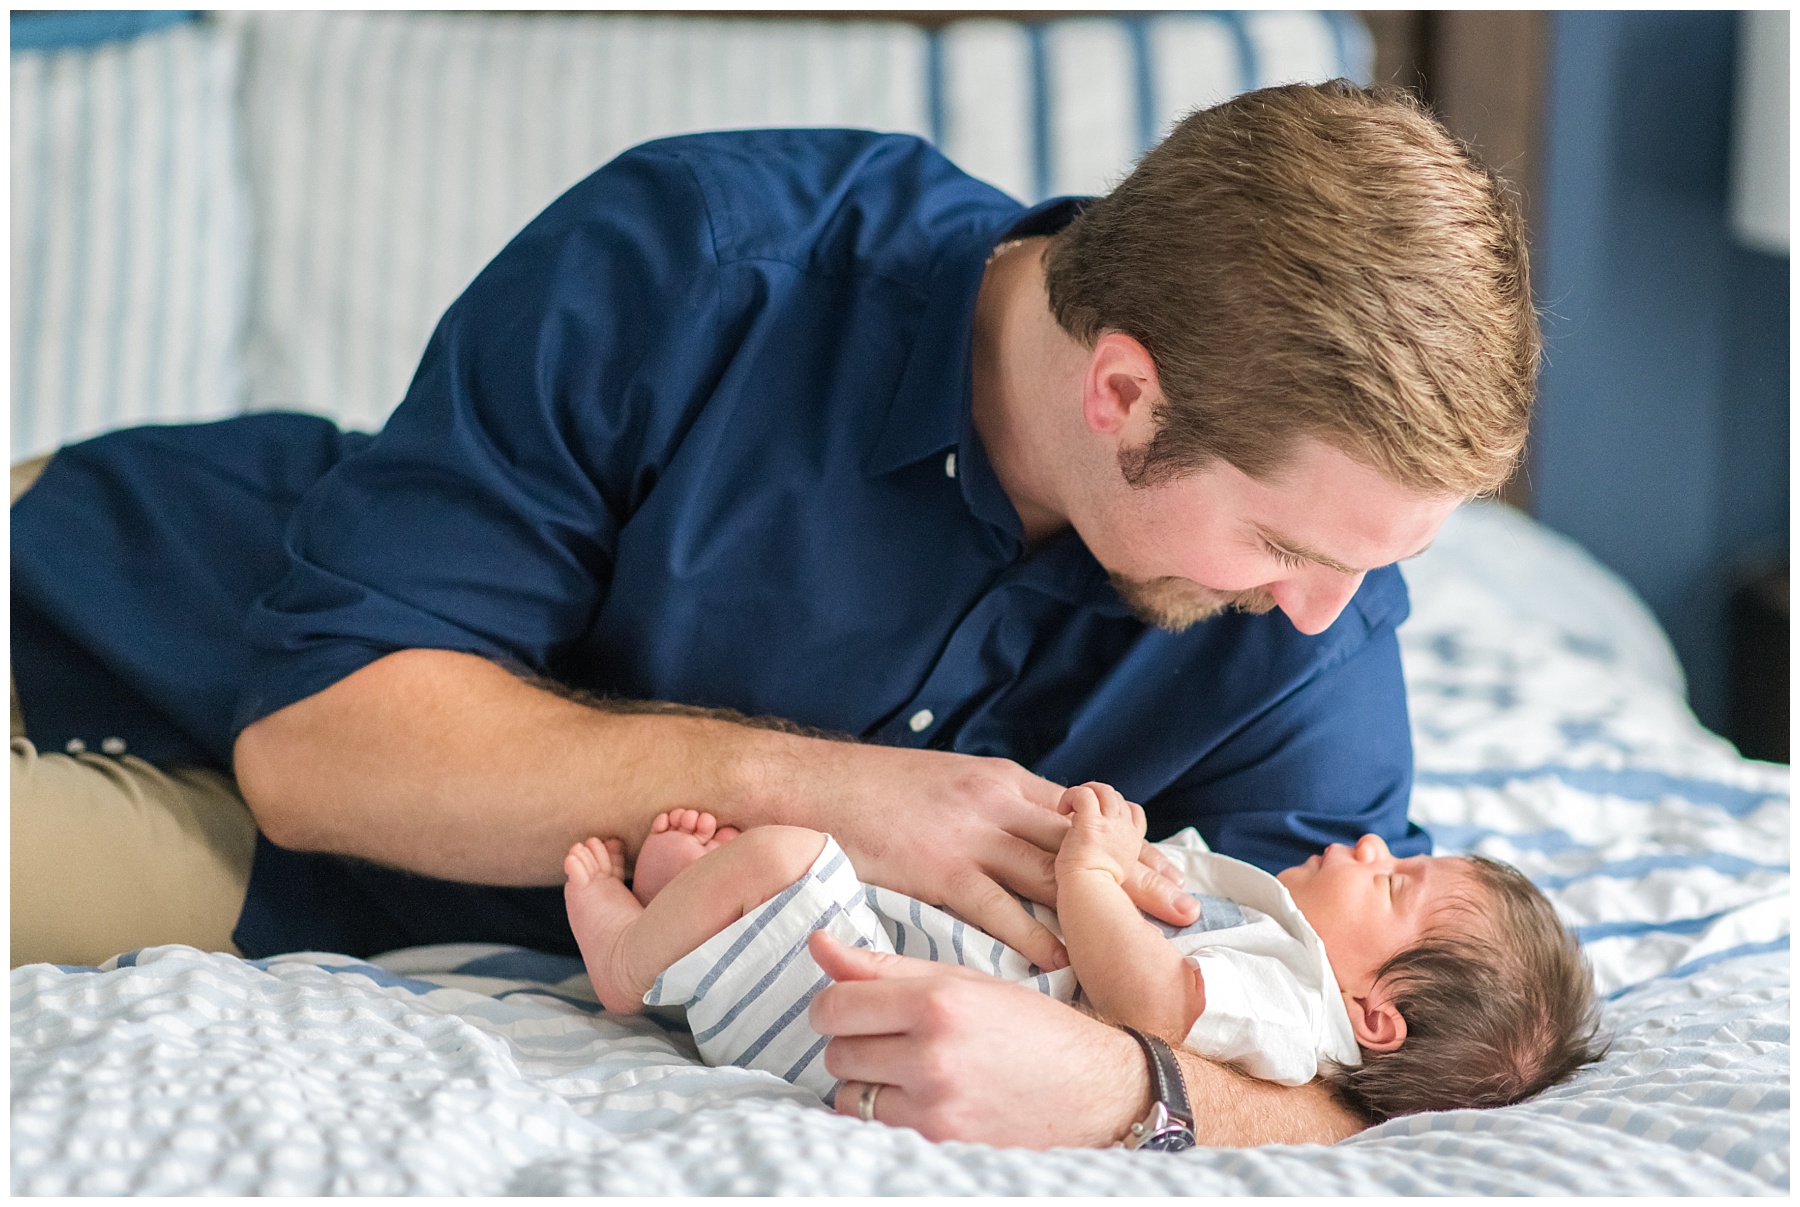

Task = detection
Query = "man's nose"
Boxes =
[1270,570,1366,636]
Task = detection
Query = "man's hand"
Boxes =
[765,743,1193,971]
[770,742,1071,967]
[808,931,1367,1149]
[807,930,1148,1148]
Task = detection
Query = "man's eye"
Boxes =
[1265,544,1309,570]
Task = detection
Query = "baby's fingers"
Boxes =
[1082,782,1128,817]
[1057,784,1100,818]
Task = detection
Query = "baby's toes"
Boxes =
[650,812,672,834]
[692,812,718,841]
[601,838,627,881]
[586,836,618,876]
[564,842,599,885]
[714,826,741,845]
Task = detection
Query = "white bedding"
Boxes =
[11,501,1790,1194]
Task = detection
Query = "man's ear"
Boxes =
[1080,332,1162,442]
[1344,985,1407,1052]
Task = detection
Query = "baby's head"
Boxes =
[1277,835,1605,1121]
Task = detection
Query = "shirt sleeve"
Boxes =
[1147,606,1430,876]
[234,141,728,734]
[1181,948,1326,1086]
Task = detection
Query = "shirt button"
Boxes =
[101,737,127,755]
[908,708,935,733]
[64,738,87,755]
[944,452,957,479]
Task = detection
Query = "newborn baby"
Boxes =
[565,783,1601,1123]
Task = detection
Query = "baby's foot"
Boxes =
[564,837,652,1013]
[631,809,740,906]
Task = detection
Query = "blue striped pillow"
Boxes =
[932,12,1370,202]
[10,12,1367,448]
[235,10,1367,434]
[11,17,250,458]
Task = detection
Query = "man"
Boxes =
[11,81,1535,1146]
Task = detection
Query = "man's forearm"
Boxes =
[235,648,1086,968]
[1171,1046,1366,1147]
[1075,1022,1365,1148]
[232,648,816,885]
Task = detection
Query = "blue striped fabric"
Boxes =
[1025,23,1050,203]
[12,11,1364,450]
[226,9,1361,435]
[1398,500,1789,1002]
[1633,935,1788,993]
[10,17,249,458]
[1416,765,1785,816]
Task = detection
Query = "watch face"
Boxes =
[1143,1125,1197,1153]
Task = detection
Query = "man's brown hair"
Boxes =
[1043,80,1538,497]
[1324,855,1607,1121]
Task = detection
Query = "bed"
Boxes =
[12,500,1787,1195]
[10,10,1789,1196]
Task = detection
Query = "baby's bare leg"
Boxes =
[565,822,827,1014]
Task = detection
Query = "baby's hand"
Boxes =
[1055,782,1148,885]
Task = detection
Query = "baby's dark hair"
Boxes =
[1323,855,1607,1121]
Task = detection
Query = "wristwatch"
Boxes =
[1118,1026,1197,1152]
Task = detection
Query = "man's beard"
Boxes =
[1107,573,1277,633]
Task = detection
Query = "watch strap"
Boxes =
[1120,1026,1196,1151]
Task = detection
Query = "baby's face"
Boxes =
[1276,835,1474,995]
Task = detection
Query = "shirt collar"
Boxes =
[866,196,1089,496]
[1009,527,1136,616]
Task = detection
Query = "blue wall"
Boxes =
[1533,10,1790,732]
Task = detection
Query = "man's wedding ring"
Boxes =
[858,1081,884,1123]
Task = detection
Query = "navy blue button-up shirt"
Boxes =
[11,129,1426,959]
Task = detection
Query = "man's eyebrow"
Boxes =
[1257,527,1433,575]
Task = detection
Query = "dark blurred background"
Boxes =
[1364,10,1790,762]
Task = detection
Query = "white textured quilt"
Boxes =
[11,502,1789,1194]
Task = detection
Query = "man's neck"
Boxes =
[969,238,1083,550]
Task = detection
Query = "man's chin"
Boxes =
[1107,574,1277,633]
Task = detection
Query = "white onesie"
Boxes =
[642,828,1362,1104]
